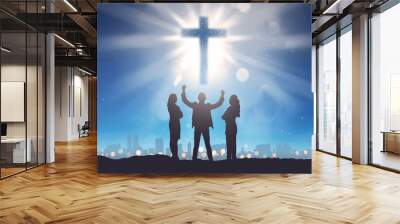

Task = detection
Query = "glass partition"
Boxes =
[0,1,46,179]
[1,30,28,177]
[27,30,38,169]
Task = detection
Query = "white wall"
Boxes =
[72,73,89,138]
[55,66,69,141]
[55,67,89,141]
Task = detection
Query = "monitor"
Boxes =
[1,123,7,137]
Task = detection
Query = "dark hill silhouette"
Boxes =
[97,155,311,173]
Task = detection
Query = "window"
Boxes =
[370,3,400,171]
[339,28,352,158]
[317,36,337,154]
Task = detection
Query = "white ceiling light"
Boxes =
[323,0,355,15]
[63,0,78,12]
[54,34,75,48]
[1,47,11,53]
[78,67,93,76]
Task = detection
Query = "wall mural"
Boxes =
[97,3,312,173]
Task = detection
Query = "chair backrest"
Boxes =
[82,121,90,129]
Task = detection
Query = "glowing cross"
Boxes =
[182,17,226,84]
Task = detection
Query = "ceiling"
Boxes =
[0,0,391,75]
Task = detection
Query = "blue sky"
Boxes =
[98,3,312,158]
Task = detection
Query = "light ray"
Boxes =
[104,5,178,33]
[231,50,311,99]
[185,5,201,27]
[101,34,181,51]
[109,43,190,100]
[168,10,188,27]
[149,4,187,28]
[211,4,225,25]
[226,35,251,43]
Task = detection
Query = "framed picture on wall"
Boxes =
[97,3,313,173]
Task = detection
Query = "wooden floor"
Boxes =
[1,135,400,224]
[372,151,400,171]
[1,167,26,178]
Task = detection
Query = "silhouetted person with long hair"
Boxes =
[181,85,224,161]
[167,94,183,160]
[222,95,240,160]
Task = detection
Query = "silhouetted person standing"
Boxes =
[181,85,224,161]
[167,94,183,160]
[222,95,240,160]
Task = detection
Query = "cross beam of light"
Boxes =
[106,4,249,88]
[182,16,227,84]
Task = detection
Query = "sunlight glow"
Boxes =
[199,146,204,153]
[110,151,116,158]
[106,4,260,87]
[170,7,244,85]
[175,37,235,85]
[236,68,249,82]
[231,3,251,13]
[174,75,183,86]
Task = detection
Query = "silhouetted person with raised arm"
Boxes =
[167,94,183,160]
[181,85,224,161]
[222,95,240,160]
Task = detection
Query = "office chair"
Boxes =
[79,121,90,138]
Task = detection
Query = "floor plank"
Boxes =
[0,135,400,224]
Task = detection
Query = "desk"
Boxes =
[1,138,31,164]
[382,131,400,154]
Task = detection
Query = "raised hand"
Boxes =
[221,90,225,96]
[182,85,187,92]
